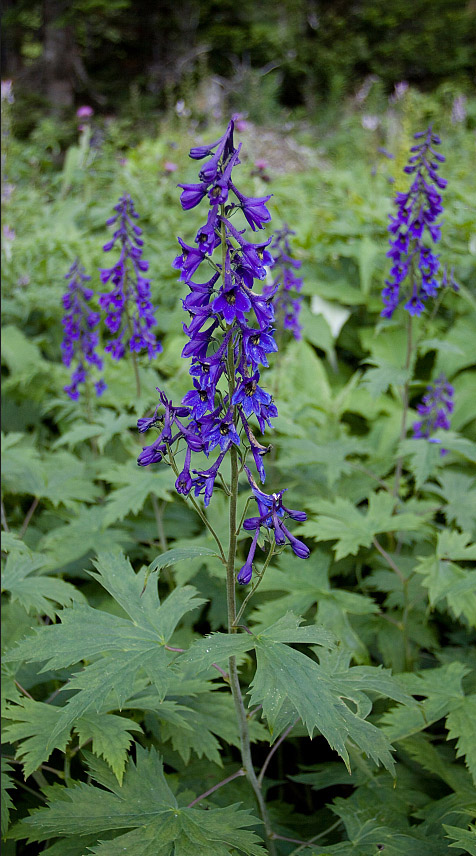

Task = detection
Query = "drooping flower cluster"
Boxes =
[412,375,454,455]
[237,467,309,584]
[382,127,449,318]
[137,118,308,583]
[264,225,303,340]
[99,195,162,360]
[61,259,106,400]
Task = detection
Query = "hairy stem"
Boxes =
[258,718,298,786]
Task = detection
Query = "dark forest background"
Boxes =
[2,0,476,136]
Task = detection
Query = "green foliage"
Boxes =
[2,93,476,854]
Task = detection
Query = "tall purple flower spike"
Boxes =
[264,225,303,340]
[99,194,162,361]
[61,258,105,400]
[137,118,309,582]
[382,127,457,319]
[412,375,454,455]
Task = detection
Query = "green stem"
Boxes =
[234,538,275,627]
[393,314,413,502]
[166,442,227,564]
[220,204,276,855]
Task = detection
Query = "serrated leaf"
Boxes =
[379,663,469,742]
[4,551,205,760]
[249,639,396,772]
[445,824,476,855]
[415,531,476,625]
[445,695,476,785]
[399,437,442,489]
[431,471,476,535]
[2,699,71,779]
[361,360,410,398]
[1,550,85,618]
[74,713,142,785]
[302,492,423,560]
[143,545,220,593]
[277,437,367,486]
[180,612,334,674]
[10,747,266,855]
[102,462,172,526]
[1,758,16,837]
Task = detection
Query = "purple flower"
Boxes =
[412,375,454,455]
[61,259,105,400]
[264,225,303,340]
[381,128,450,319]
[99,195,161,360]
[137,118,308,581]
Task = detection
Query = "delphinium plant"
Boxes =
[99,193,161,396]
[61,258,106,401]
[380,127,459,499]
[137,118,309,850]
[264,225,303,341]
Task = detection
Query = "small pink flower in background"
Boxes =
[234,114,248,132]
[164,161,178,173]
[1,80,14,103]
[362,114,379,131]
[451,95,467,125]
[254,159,268,170]
[389,81,409,104]
[76,105,94,119]
[3,224,15,241]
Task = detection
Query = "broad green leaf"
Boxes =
[74,713,142,785]
[143,545,220,593]
[1,758,15,837]
[277,437,368,486]
[180,612,334,674]
[249,639,397,772]
[302,492,423,560]
[445,695,476,785]
[444,824,476,855]
[10,747,266,855]
[379,663,469,742]
[361,360,410,398]
[101,462,172,526]
[1,550,85,618]
[1,441,100,508]
[2,699,71,779]
[399,437,442,489]
[38,506,133,567]
[415,532,476,625]
[4,551,205,758]
[431,471,476,535]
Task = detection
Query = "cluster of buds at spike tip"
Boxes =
[381,127,458,319]
[264,225,303,340]
[61,259,106,400]
[137,118,309,582]
[412,374,454,455]
[99,194,162,361]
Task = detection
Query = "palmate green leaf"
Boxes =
[2,699,72,780]
[38,506,133,568]
[276,436,368,486]
[179,612,334,674]
[143,545,220,592]
[415,531,476,626]
[360,359,410,398]
[101,461,172,526]
[4,550,205,761]
[1,437,100,508]
[399,437,442,489]
[445,824,476,855]
[73,713,142,785]
[10,747,266,856]
[248,639,397,773]
[431,471,476,535]
[1,549,86,618]
[1,758,16,837]
[445,695,476,785]
[301,492,423,560]
[379,662,469,742]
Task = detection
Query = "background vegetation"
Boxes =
[2,4,476,854]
